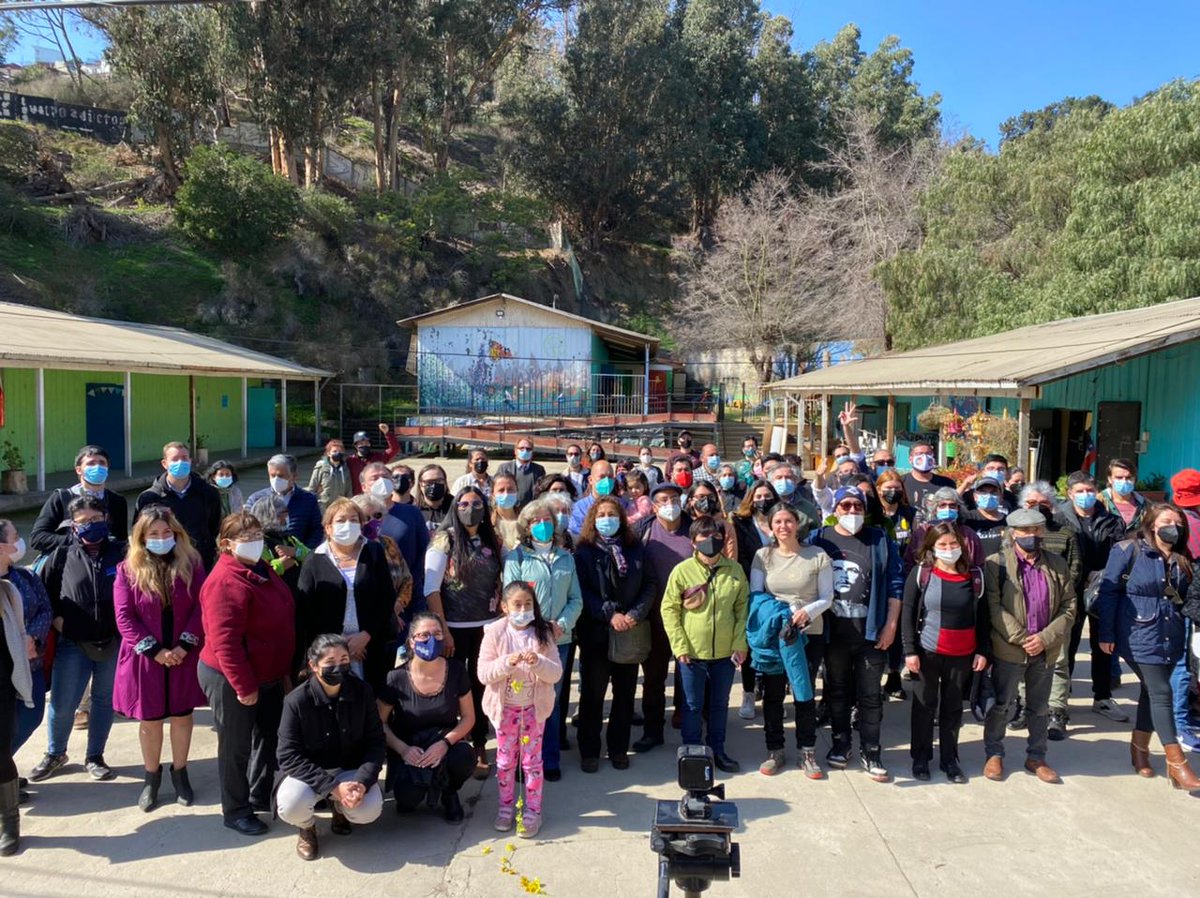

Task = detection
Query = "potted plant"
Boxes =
[1137,472,1167,503]
[194,434,210,468]
[1,440,28,495]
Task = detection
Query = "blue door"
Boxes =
[247,387,277,448]
[86,383,126,469]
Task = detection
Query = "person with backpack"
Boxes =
[901,523,990,783]
[30,445,129,553]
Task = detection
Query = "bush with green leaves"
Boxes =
[300,188,357,246]
[175,145,299,253]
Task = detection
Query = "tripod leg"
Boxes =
[658,857,671,898]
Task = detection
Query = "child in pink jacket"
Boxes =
[478,581,563,838]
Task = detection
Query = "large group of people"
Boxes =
[1,414,1199,861]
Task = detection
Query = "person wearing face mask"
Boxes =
[276,634,385,860]
[246,495,311,599]
[905,489,987,573]
[574,498,656,771]
[1096,505,1200,791]
[112,507,207,812]
[1057,472,1127,725]
[422,486,504,778]
[562,445,589,496]
[206,461,244,517]
[31,445,130,554]
[748,505,831,778]
[812,486,904,782]
[635,446,664,487]
[388,463,417,505]
[568,460,632,536]
[661,516,750,773]
[814,456,865,517]
[136,442,222,570]
[586,442,607,467]
[452,449,494,498]
[669,457,696,492]
[692,444,723,486]
[901,524,990,783]
[244,455,324,551]
[307,441,353,512]
[296,499,396,692]
[958,454,1018,513]
[346,424,401,496]
[351,494,414,632]
[497,440,546,507]
[30,496,126,786]
[716,464,742,514]
[687,483,739,560]
[1099,457,1147,536]
[197,511,295,836]
[360,463,428,619]
[901,441,955,511]
[415,464,454,533]
[875,470,916,555]
[962,478,1009,557]
[735,437,762,487]
[477,582,563,837]
[981,508,1075,785]
[376,613,476,822]
[490,473,522,552]
[668,430,701,473]
[502,499,582,781]
[766,464,822,534]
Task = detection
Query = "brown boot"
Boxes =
[1164,743,1200,792]
[983,756,1004,781]
[1130,730,1155,778]
[296,825,319,861]
[1023,759,1061,783]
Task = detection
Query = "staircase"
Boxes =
[719,421,764,461]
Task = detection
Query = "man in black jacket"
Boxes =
[135,442,222,569]
[30,445,129,553]
[276,635,385,861]
[1057,471,1128,723]
[496,438,546,507]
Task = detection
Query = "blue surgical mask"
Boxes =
[596,516,620,537]
[983,469,1007,483]
[412,636,443,662]
[705,455,720,470]
[935,507,958,521]
[75,520,109,543]
[145,536,176,556]
[1073,492,1097,511]
[215,475,234,489]
[595,476,615,496]
[509,609,535,628]
[517,449,533,462]
[82,464,108,486]
[975,493,1000,512]
[1113,478,1135,497]
[772,478,795,497]
[531,520,555,543]
[495,493,518,509]
[167,460,191,479]
[555,511,570,530]
[718,476,736,491]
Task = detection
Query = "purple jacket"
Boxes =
[113,561,207,721]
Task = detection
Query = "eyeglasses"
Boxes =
[836,503,865,512]
[457,501,485,510]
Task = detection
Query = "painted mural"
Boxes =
[417,325,592,415]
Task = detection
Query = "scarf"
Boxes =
[0,579,33,708]
[598,535,627,577]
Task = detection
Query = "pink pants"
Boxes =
[496,704,545,816]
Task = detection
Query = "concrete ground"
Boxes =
[1,667,1199,898]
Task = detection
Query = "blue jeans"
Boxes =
[47,638,116,758]
[12,668,46,754]
[542,643,571,771]
[679,658,736,754]
[1172,620,1195,735]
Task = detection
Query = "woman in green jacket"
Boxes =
[661,516,749,773]
[501,497,583,781]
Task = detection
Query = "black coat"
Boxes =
[573,539,656,645]
[276,674,386,795]
[296,540,396,689]
[30,487,129,553]
[40,538,126,643]
[136,474,223,570]
[496,459,547,506]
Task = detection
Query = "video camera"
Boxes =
[650,746,741,898]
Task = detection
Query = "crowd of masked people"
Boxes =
[1,415,1200,862]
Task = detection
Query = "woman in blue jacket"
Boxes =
[1097,504,1199,791]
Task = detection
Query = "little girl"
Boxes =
[623,470,654,526]
[478,581,563,838]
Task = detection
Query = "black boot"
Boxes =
[0,778,19,856]
[169,764,194,806]
[138,766,163,813]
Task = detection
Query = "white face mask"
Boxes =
[837,513,865,535]
[657,502,682,522]
[270,475,292,494]
[332,521,361,545]
[934,547,962,563]
[640,455,653,465]
[370,478,395,498]
[233,540,264,563]
[509,609,535,628]
[1,538,26,565]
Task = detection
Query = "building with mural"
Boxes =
[399,294,668,417]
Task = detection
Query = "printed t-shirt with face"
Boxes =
[818,526,872,638]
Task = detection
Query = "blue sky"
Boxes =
[8,1,1200,146]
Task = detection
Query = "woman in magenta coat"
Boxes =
[113,506,206,813]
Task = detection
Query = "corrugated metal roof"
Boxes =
[766,297,1200,397]
[0,302,331,378]
[396,293,660,353]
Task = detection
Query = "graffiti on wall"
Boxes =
[417,325,591,415]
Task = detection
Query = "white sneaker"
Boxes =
[738,692,756,720]
[1092,699,1130,723]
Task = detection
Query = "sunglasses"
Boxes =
[837,503,865,512]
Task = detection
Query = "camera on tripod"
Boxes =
[650,746,741,898]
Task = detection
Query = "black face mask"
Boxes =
[836,473,855,487]
[880,489,902,504]
[356,446,370,458]
[458,504,486,528]
[319,663,351,685]
[396,474,413,495]
[696,535,725,557]
[694,495,719,515]
[679,438,692,448]
[330,452,344,464]
[422,482,446,503]
[1157,525,1182,546]
[752,499,774,516]
[473,459,488,474]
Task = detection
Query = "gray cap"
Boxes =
[1006,507,1045,528]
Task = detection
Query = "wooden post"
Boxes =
[241,377,249,459]
[281,379,289,452]
[1018,396,1032,473]
[35,368,45,492]
[886,394,896,448]
[188,375,197,457]
[123,371,133,477]
[782,392,790,453]
[314,378,322,447]
[820,394,830,460]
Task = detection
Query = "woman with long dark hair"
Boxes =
[423,485,503,778]
[415,464,453,533]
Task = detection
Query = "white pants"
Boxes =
[276,769,383,829]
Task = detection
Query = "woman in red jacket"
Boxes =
[197,511,296,836]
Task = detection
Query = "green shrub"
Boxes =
[0,123,38,185]
[0,183,51,240]
[300,188,357,246]
[175,144,299,253]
